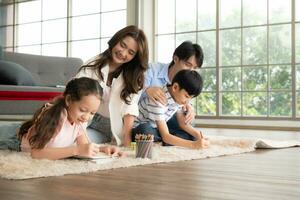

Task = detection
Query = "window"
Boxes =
[155,0,299,119]
[0,3,13,49]
[296,0,300,117]
[0,0,127,62]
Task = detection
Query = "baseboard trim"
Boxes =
[195,123,300,131]
[2,115,299,131]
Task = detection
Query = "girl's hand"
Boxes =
[77,143,100,157]
[146,87,167,105]
[100,146,126,157]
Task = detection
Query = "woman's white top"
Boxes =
[76,64,142,145]
[98,84,111,118]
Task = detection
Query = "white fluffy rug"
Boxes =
[0,136,299,180]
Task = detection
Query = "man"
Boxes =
[143,41,204,141]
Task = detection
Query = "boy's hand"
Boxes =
[146,87,167,105]
[192,138,210,149]
[194,131,203,140]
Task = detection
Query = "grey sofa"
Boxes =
[0,50,83,116]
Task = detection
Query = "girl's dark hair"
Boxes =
[18,77,102,149]
[170,41,204,68]
[79,25,149,104]
[172,70,203,97]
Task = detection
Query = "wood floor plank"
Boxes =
[0,128,299,200]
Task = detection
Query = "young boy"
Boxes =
[132,70,209,149]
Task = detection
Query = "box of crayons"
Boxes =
[135,134,154,159]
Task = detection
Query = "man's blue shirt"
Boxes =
[144,62,171,88]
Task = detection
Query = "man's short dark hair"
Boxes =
[171,70,203,97]
[171,41,204,68]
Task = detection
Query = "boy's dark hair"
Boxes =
[170,41,204,68]
[172,70,203,97]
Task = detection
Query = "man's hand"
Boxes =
[183,103,196,124]
[146,87,167,105]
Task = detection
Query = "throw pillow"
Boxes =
[0,60,36,86]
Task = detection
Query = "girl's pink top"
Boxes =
[21,109,87,152]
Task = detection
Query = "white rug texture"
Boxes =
[0,136,299,180]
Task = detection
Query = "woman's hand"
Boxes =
[122,114,135,147]
[146,87,167,105]
[123,134,132,147]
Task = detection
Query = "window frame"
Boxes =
[151,0,300,122]
[0,0,134,61]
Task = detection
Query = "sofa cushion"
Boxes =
[2,52,83,87]
[0,60,36,86]
[0,46,3,60]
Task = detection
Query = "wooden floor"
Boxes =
[0,128,299,200]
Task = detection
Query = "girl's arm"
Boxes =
[31,146,80,160]
[77,130,126,156]
[31,134,100,160]
[122,114,135,147]
[76,131,90,145]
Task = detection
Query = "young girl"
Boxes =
[76,25,149,147]
[17,77,124,160]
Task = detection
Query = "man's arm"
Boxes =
[143,63,167,105]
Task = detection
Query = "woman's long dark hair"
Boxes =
[79,25,149,104]
[18,77,102,149]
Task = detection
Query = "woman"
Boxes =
[76,25,149,147]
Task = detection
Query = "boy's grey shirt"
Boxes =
[134,86,182,128]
